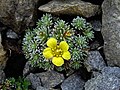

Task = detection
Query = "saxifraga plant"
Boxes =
[1,77,31,90]
[22,14,94,72]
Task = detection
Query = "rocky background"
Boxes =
[0,0,120,90]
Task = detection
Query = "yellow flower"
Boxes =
[43,38,71,66]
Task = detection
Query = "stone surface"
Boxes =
[102,67,120,78]
[90,41,101,50]
[85,66,120,90]
[36,86,48,90]
[36,70,64,88]
[84,74,120,90]
[0,0,38,34]
[36,86,59,90]
[82,0,104,5]
[26,73,41,89]
[92,71,101,77]
[38,0,101,18]
[3,37,22,54]
[23,61,34,76]
[0,70,5,83]
[61,73,85,90]
[0,33,8,70]
[90,20,102,31]
[101,0,120,66]
[84,51,106,72]
[6,29,18,39]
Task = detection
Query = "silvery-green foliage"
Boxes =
[71,16,94,40]
[72,16,86,30]
[36,14,53,28]
[22,14,94,71]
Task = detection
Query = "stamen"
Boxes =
[59,55,62,57]
[52,49,54,51]
[52,45,63,57]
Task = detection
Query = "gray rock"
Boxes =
[6,29,18,39]
[85,74,120,90]
[84,51,106,72]
[101,0,120,66]
[61,73,85,90]
[0,33,8,70]
[90,41,101,50]
[102,67,120,78]
[0,0,38,34]
[23,61,34,76]
[90,20,102,31]
[36,86,59,90]
[36,70,64,88]
[0,70,5,83]
[36,86,49,90]
[26,73,41,89]
[82,0,104,5]
[92,71,101,77]
[38,0,101,18]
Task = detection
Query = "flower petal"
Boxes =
[47,38,57,48]
[52,57,64,66]
[43,48,53,59]
[62,51,71,60]
[59,41,69,51]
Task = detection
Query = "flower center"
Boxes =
[52,46,63,57]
